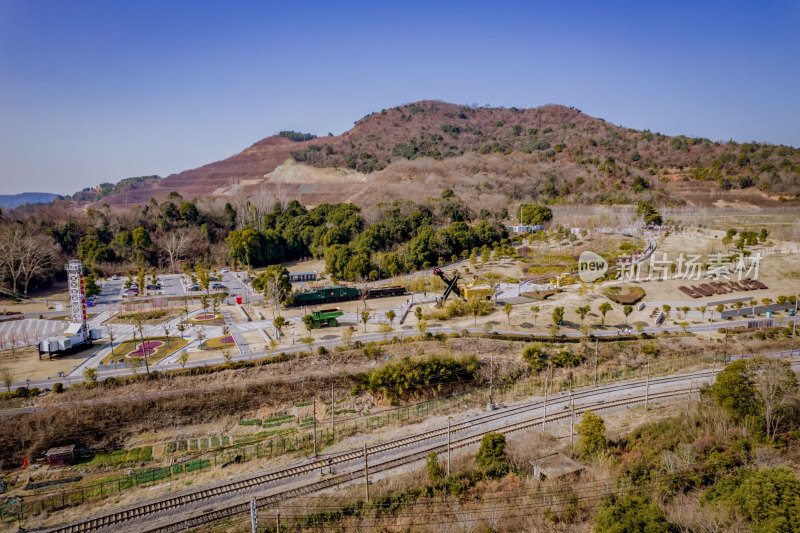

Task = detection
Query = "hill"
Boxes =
[0,192,59,209]
[93,100,800,209]
[70,175,161,203]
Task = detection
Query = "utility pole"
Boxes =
[794,290,798,338]
[139,326,150,375]
[687,381,692,413]
[594,338,598,387]
[644,360,650,411]
[250,500,257,533]
[331,384,335,437]
[363,443,369,502]
[569,395,574,448]
[312,396,317,458]
[488,353,495,411]
[276,511,281,533]
[542,371,548,427]
[447,416,451,477]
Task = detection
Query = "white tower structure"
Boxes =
[66,260,89,339]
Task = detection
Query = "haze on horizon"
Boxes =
[1,0,798,196]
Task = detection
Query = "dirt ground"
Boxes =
[0,281,70,315]
[0,343,100,382]
[413,230,800,334]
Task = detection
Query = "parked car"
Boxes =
[146,283,162,290]
[186,284,200,292]
[220,268,229,273]
[211,282,225,289]
[111,274,119,280]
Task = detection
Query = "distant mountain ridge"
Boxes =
[86,100,800,209]
[0,192,59,209]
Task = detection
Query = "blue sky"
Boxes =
[1,0,798,195]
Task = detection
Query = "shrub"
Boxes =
[594,495,674,533]
[702,467,800,533]
[352,354,479,403]
[576,411,606,458]
[426,452,443,481]
[476,432,506,471]
[522,343,547,371]
[52,382,64,393]
[551,348,584,368]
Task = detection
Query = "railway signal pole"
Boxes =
[331,384,335,437]
[644,360,650,411]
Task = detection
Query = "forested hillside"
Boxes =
[89,100,800,209]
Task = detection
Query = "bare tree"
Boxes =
[0,226,57,294]
[160,231,190,273]
[1,368,13,393]
[274,183,288,212]
[748,358,798,440]
[106,325,115,359]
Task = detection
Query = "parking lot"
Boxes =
[92,272,260,309]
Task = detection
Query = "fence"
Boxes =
[0,351,738,524]
[0,458,211,523]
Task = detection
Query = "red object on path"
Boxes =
[235,296,243,304]
[20,455,28,470]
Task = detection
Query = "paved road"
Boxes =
[2,313,776,397]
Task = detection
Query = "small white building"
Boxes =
[509,225,544,234]
[288,270,318,283]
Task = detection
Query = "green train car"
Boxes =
[293,286,360,306]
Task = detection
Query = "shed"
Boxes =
[288,270,318,282]
[530,453,584,480]
[45,445,76,467]
[508,225,544,234]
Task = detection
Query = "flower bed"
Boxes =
[203,335,235,350]
[189,313,222,323]
[126,341,163,358]
[101,336,188,364]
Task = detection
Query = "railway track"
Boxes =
[47,369,708,533]
[143,388,689,533]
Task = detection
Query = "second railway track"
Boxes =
[46,366,720,533]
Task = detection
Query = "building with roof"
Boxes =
[288,270,318,283]
[530,452,584,480]
[45,445,76,467]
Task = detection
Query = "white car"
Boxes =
[220,268,229,273]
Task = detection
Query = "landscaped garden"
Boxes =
[202,335,235,350]
[189,313,222,324]
[101,336,188,364]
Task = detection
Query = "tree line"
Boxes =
[0,189,508,295]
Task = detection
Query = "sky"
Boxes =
[1,0,799,196]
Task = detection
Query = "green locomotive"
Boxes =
[292,285,361,306]
[291,285,405,307]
